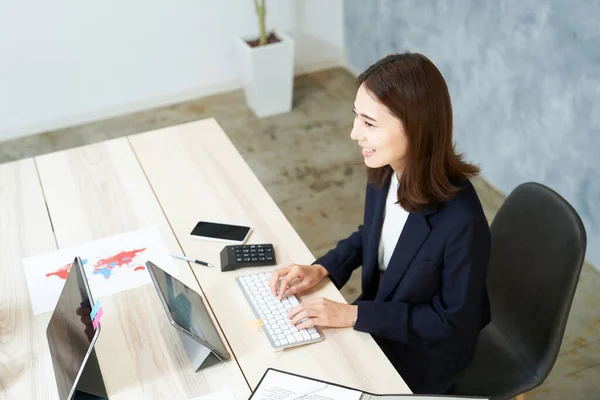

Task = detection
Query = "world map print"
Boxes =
[23,227,178,316]
[45,249,147,280]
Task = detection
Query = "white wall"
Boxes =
[0,0,344,141]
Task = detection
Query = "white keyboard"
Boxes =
[236,272,323,350]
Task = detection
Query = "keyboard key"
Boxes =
[287,335,297,343]
[289,296,300,307]
[300,330,311,340]
[311,332,321,339]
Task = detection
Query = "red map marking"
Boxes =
[45,263,71,279]
[133,266,145,271]
[95,248,146,269]
[93,248,147,279]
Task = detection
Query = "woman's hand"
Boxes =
[288,298,358,329]
[268,263,329,300]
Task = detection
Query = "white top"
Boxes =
[378,175,410,271]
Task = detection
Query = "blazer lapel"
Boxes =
[362,177,390,292]
[377,207,434,301]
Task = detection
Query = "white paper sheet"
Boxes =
[190,390,236,400]
[252,370,362,400]
[23,226,178,315]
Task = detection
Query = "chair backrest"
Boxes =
[487,182,586,379]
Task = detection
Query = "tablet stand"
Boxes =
[73,347,109,399]
[176,329,225,372]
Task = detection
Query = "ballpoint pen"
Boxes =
[169,253,215,268]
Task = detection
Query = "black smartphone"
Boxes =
[189,221,252,244]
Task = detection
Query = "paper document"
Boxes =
[362,397,485,400]
[190,390,236,400]
[252,369,361,400]
[23,226,178,315]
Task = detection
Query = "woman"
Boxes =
[268,52,491,394]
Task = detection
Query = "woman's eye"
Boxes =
[364,121,374,127]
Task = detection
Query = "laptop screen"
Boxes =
[46,257,98,400]
[146,261,229,359]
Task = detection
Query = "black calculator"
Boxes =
[219,244,276,271]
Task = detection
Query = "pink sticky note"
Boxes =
[92,306,104,330]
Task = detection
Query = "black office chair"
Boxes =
[450,182,587,400]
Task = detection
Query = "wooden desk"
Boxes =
[0,141,250,399]
[0,159,58,399]
[0,118,410,399]
[129,119,410,393]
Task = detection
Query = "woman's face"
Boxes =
[351,83,408,174]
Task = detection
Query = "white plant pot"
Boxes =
[236,30,294,118]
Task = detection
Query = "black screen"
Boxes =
[146,261,230,359]
[190,221,250,241]
[47,257,97,400]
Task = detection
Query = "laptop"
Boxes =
[146,261,231,369]
[46,256,108,400]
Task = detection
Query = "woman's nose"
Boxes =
[350,122,363,141]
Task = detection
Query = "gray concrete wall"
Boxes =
[344,0,600,269]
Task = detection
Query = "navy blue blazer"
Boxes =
[314,177,491,394]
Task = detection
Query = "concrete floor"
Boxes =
[1,68,599,399]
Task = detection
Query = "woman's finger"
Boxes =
[290,309,310,326]
[284,280,309,297]
[295,317,321,330]
[278,269,302,299]
[287,303,305,319]
[268,266,290,295]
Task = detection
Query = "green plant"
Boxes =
[254,0,267,46]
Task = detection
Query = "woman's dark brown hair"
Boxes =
[358,52,479,212]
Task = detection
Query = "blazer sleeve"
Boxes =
[353,215,490,345]
[312,225,364,289]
